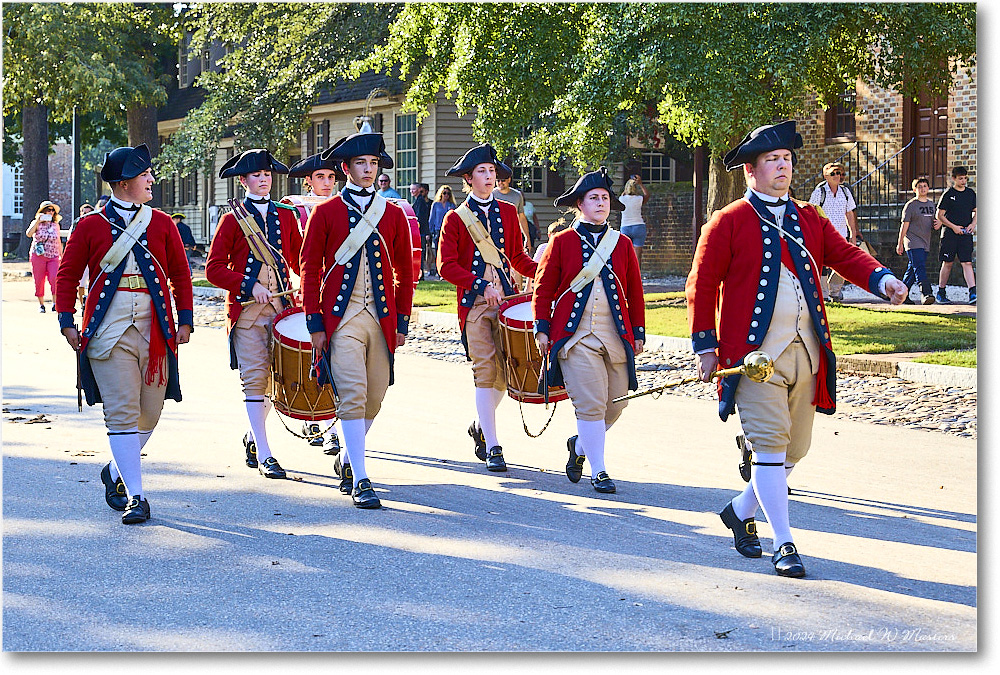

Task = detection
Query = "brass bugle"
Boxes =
[240,288,299,306]
[611,351,773,403]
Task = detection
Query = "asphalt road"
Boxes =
[1,280,977,654]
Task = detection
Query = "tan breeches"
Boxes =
[465,300,506,391]
[734,337,816,464]
[329,309,391,420]
[88,325,167,432]
[558,333,628,424]
[232,305,277,397]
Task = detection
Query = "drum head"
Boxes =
[499,295,533,330]
[274,309,311,348]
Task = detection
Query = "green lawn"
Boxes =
[419,286,976,363]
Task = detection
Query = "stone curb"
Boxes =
[413,310,976,390]
[193,286,225,298]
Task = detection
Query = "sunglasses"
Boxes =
[378,178,390,183]
[829,171,844,177]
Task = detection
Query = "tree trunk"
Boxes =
[706,154,745,219]
[127,104,161,207]
[19,105,50,258]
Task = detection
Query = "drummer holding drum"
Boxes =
[206,149,303,480]
[532,168,645,494]
[437,144,538,473]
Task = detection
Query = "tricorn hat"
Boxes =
[723,120,802,171]
[101,144,152,183]
[218,149,289,179]
[321,133,393,169]
[170,213,185,220]
[553,166,625,211]
[288,152,346,180]
[447,143,512,180]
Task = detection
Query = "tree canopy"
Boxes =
[156,2,396,176]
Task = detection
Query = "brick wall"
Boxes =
[948,62,976,186]
[47,141,73,219]
[611,183,701,277]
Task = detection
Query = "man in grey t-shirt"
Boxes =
[896,176,940,304]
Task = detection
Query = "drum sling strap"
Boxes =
[334,195,387,266]
[455,202,505,268]
[568,226,620,293]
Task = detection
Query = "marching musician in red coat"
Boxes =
[284,152,345,456]
[436,144,538,473]
[686,121,907,577]
[300,130,414,509]
[206,149,302,480]
[532,168,645,494]
[56,144,193,525]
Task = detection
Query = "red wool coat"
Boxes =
[686,196,894,419]
[205,204,302,330]
[299,194,414,350]
[437,199,537,332]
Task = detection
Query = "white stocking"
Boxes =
[108,430,143,499]
[475,387,501,449]
[341,418,368,485]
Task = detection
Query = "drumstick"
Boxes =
[240,288,298,307]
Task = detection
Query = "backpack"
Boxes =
[817,182,855,208]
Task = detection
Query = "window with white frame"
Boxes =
[640,151,674,183]
[395,113,418,196]
[512,165,544,195]
[12,164,23,216]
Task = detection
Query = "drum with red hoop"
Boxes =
[498,293,568,404]
[270,306,338,421]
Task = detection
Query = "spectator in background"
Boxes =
[428,184,457,278]
[809,162,858,302]
[523,199,540,250]
[25,200,63,313]
[493,174,530,252]
[71,203,94,231]
[95,195,110,210]
[896,177,939,305]
[171,213,198,275]
[375,173,401,199]
[935,166,976,305]
[410,183,433,280]
[619,174,650,273]
[532,218,569,263]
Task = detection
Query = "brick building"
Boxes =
[2,140,76,253]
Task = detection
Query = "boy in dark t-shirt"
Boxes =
[897,177,939,304]
[935,166,977,304]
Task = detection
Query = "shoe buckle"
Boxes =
[116,482,127,495]
[745,521,757,536]
[778,543,797,557]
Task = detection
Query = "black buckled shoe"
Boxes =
[469,421,487,461]
[736,434,752,483]
[485,446,507,472]
[352,478,382,509]
[591,471,616,494]
[719,502,762,558]
[100,462,128,512]
[337,460,353,495]
[303,422,325,447]
[566,436,585,483]
[243,432,258,468]
[772,542,806,578]
[121,496,150,525]
[258,456,286,479]
[324,430,342,456]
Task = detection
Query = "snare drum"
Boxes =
[498,293,568,404]
[271,307,338,420]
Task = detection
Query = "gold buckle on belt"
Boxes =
[127,275,140,289]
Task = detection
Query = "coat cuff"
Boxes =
[306,312,325,334]
[58,311,76,331]
[397,313,410,335]
[633,325,645,342]
[471,277,489,296]
[534,319,550,336]
[868,267,894,299]
[691,328,718,353]
[176,309,194,328]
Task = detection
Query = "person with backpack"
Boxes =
[808,162,858,302]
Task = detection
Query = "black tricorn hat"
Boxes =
[218,149,289,179]
[723,120,802,171]
[101,144,152,183]
[321,133,393,169]
[553,166,625,211]
[288,152,346,180]
[447,143,512,180]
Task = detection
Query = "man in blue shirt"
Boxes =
[375,173,402,199]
